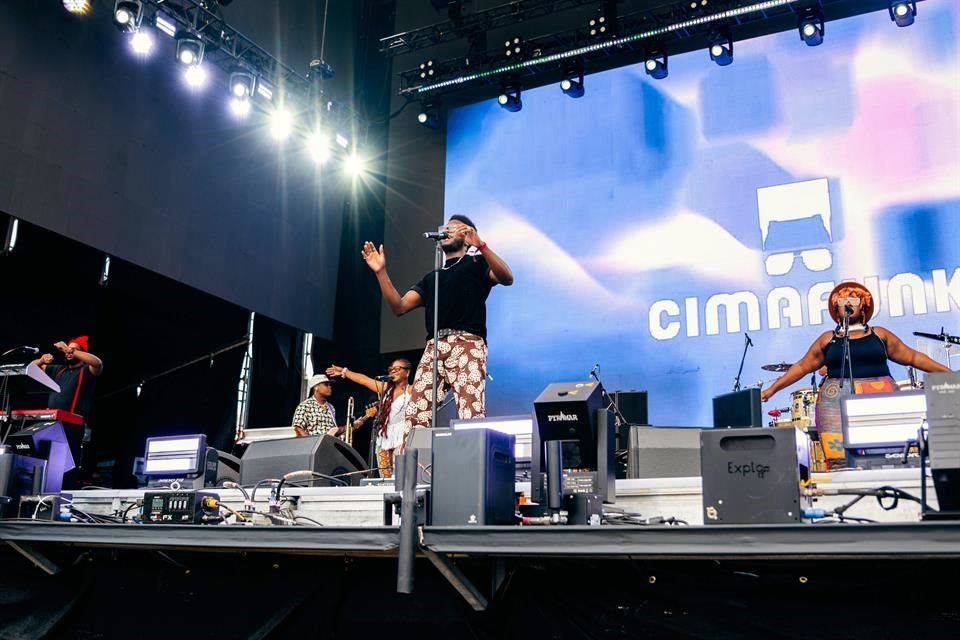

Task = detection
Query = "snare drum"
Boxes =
[790,388,818,424]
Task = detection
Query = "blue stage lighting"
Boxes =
[889,2,916,27]
[497,87,522,112]
[560,73,584,98]
[799,14,824,46]
[644,55,668,80]
[709,41,733,67]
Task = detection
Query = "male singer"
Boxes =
[361,214,514,448]
[33,336,103,420]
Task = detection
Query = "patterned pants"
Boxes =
[377,448,395,479]
[403,332,488,443]
[816,376,897,469]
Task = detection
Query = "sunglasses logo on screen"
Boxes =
[756,178,835,277]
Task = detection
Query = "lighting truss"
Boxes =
[394,0,914,100]
[134,0,367,142]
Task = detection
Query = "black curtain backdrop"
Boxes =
[0,217,247,487]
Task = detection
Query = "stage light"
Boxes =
[2,218,18,255]
[497,86,522,112]
[269,108,293,141]
[889,2,916,27]
[799,13,824,46]
[255,78,274,102]
[644,55,668,80]
[709,41,733,66]
[419,60,436,80]
[307,131,332,165]
[183,64,207,90]
[129,29,154,57]
[62,0,91,15]
[560,72,584,99]
[176,34,204,66]
[154,12,177,38]
[113,1,142,33]
[504,37,523,58]
[589,16,609,37]
[335,133,350,149]
[345,153,366,178]
[417,101,441,128]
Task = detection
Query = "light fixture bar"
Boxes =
[411,0,797,94]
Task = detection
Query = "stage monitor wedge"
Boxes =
[240,435,366,487]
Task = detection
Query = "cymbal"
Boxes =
[913,331,959,346]
[761,362,791,372]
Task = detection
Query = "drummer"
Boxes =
[761,282,951,470]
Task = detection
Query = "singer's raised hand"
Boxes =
[361,241,385,273]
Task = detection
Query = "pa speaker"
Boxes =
[712,388,762,429]
[239,435,366,486]
[613,390,648,425]
[430,428,516,525]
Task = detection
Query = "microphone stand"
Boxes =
[430,238,443,432]
[839,307,856,393]
[733,333,752,392]
[591,369,629,428]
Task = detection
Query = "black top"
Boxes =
[823,331,892,379]
[45,364,96,420]
[411,253,495,340]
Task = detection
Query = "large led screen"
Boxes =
[444,3,960,426]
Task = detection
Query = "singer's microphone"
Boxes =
[423,231,448,240]
[844,303,854,316]
[374,374,392,381]
[589,363,600,378]
[745,333,753,347]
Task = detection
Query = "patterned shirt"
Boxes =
[291,397,337,436]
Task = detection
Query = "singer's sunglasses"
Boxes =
[387,366,410,373]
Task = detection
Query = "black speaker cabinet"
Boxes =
[700,427,810,524]
[239,435,366,486]
[712,388,763,429]
[613,390,648,426]
[627,426,702,479]
[430,428,516,526]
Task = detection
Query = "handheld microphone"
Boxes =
[744,333,753,347]
[374,374,392,381]
[423,231,448,240]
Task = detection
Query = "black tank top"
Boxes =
[823,330,892,379]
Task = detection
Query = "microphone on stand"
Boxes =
[744,333,753,348]
[589,363,600,380]
[844,302,855,316]
[374,374,392,381]
[767,408,790,418]
[423,231,448,240]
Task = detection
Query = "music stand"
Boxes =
[0,362,60,443]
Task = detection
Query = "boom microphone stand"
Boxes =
[733,333,753,392]
[590,365,629,428]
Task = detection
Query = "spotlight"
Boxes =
[588,0,618,38]
[497,86,522,112]
[307,131,332,165]
[419,60,436,81]
[154,12,177,38]
[129,29,154,57]
[255,78,274,102]
[335,133,350,149]
[709,40,733,66]
[62,0,91,15]
[644,54,668,80]
[113,1,142,32]
[183,65,207,90]
[175,33,204,66]
[560,72,584,99]
[229,71,255,100]
[588,16,609,37]
[345,153,366,178]
[504,37,523,58]
[798,13,824,46]
[889,2,916,27]
[269,109,294,141]
[417,102,442,129]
